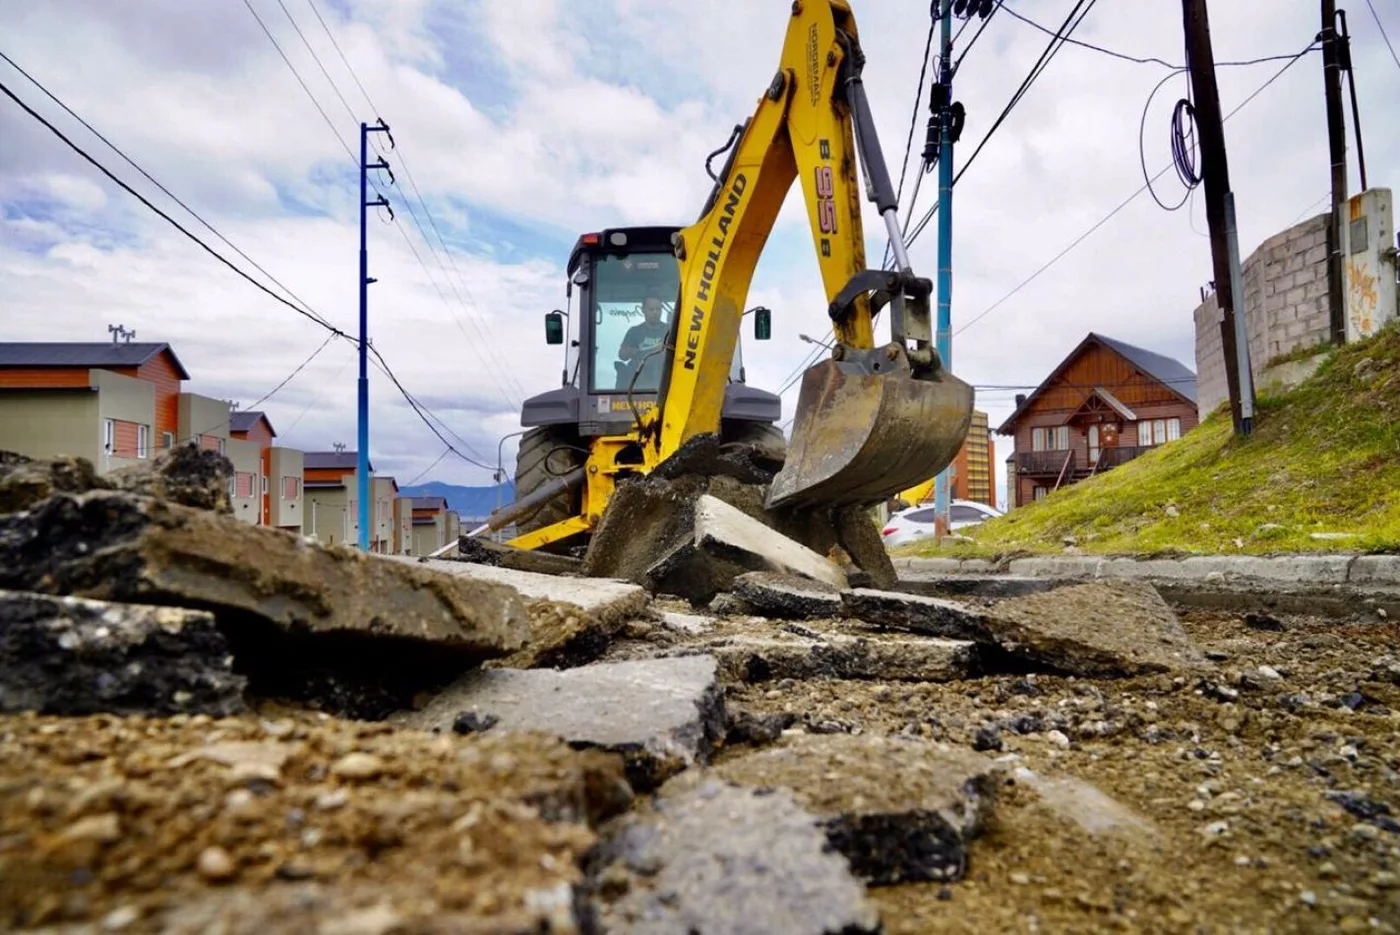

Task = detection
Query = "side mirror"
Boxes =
[753,306,772,341]
[545,311,564,345]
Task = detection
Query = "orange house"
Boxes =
[230,410,304,533]
[0,342,190,470]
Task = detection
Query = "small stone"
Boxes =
[1350,823,1380,842]
[101,906,141,931]
[1372,871,1398,889]
[331,752,385,781]
[1010,871,1031,885]
[1258,665,1283,680]
[1046,730,1071,748]
[972,726,1003,752]
[314,789,349,811]
[1188,799,1206,812]
[1299,890,1317,906]
[61,812,121,844]
[451,711,499,735]
[197,845,236,882]
[1201,820,1229,836]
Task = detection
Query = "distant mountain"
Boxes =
[398,481,514,520]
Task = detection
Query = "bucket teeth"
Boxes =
[766,356,974,510]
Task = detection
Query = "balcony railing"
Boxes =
[1015,450,1074,474]
[1090,445,1149,471]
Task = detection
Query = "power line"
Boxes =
[364,344,496,470]
[900,0,1100,254]
[242,332,340,411]
[273,0,361,125]
[953,40,1318,339]
[291,0,526,408]
[239,0,358,166]
[999,2,1315,69]
[1364,0,1400,70]
[304,0,382,116]
[0,51,339,332]
[405,448,452,487]
[0,75,347,339]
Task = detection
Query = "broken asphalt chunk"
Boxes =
[710,633,975,684]
[586,779,881,935]
[982,579,1210,677]
[0,588,246,717]
[396,655,725,791]
[689,733,1001,886]
[0,492,530,656]
[731,571,843,620]
[841,588,986,640]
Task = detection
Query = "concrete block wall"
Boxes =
[1194,213,1332,415]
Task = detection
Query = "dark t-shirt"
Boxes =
[621,320,668,358]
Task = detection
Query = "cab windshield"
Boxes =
[590,252,680,393]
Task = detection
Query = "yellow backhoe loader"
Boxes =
[473,0,974,564]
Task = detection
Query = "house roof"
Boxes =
[412,496,448,511]
[229,410,276,437]
[304,451,372,471]
[996,332,1197,434]
[0,342,191,380]
[1094,335,1198,404]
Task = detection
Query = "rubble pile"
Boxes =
[2,449,1399,932]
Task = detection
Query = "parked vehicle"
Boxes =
[881,500,1004,548]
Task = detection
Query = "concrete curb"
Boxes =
[893,554,1400,588]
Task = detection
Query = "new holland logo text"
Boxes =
[684,172,748,370]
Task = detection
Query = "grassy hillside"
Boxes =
[906,323,1400,558]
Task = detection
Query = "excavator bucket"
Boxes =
[765,351,975,510]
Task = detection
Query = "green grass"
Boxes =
[902,323,1400,559]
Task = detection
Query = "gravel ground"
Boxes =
[716,610,1400,933]
[3,603,1400,933]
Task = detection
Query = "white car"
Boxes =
[881,499,1004,548]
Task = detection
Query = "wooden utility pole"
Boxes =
[1183,0,1251,434]
[1321,0,1348,345]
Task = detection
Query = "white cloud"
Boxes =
[1,0,1397,513]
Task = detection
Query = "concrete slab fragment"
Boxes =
[388,557,647,626]
[841,588,985,639]
[0,589,246,717]
[731,571,843,619]
[983,580,1209,677]
[0,492,532,719]
[695,734,1001,885]
[396,655,725,790]
[710,634,975,684]
[587,780,880,934]
[454,536,585,576]
[647,496,849,603]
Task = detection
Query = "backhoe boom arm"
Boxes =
[646,0,939,462]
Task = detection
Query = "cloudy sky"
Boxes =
[2,0,1397,508]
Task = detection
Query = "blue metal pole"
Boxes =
[357,121,371,551]
[933,2,955,531]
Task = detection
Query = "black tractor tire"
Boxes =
[513,425,586,544]
[720,419,788,469]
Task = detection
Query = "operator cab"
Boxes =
[529,226,778,437]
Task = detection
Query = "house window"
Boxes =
[1137,418,1182,447]
[1033,486,1048,501]
[161,431,174,452]
[1032,426,1071,451]
[282,476,300,500]
[103,419,115,453]
[235,472,255,498]
[261,475,268,495]
[137,425,150,459]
